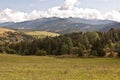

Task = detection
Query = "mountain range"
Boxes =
[0,17,120,34]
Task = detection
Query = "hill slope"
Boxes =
[0,27,60,43]
[0,27,16,34]
[0,27,32,43]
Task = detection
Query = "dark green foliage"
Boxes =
[0,46,4,53]
[78,47,84,57]
[70,47,84,57]
[23,49,30,55]
[5,48,17,54]
[70,47,80,55]
[118,50,120,57]
[60,43,69,54]
[35,50,47,56]
[90,50,98,56]
[0,48,2,53]
[5,28,120,57]
[97,49,105,57]
[91,39,105,57]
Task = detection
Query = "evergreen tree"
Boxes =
[60,43,68,54]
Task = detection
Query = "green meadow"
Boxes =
[0,54,120,80]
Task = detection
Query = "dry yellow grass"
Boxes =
[0,28,59,38]
[25,31,60,38]
[0,27,16,34]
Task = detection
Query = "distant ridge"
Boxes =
[0,17,120,34]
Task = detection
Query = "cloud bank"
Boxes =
[0,0,120,22]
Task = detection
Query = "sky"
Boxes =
[0,0,120,22]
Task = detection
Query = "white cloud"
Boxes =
[0,0,120,22]
[104,10,120,21]
[0,8,28,22]
[60,0,79,10]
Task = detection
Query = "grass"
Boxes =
[0,54,120,80]
[0,27,16,34]
[0,28,59,39]
[25,31,60,38]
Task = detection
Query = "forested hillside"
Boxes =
[1,28,119,57]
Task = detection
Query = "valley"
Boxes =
[0,0,120,80]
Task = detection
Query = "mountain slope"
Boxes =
[100,23,120,31]
[0,17,119,34]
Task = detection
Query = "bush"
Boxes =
[70,47,84,57]
[117,49,120,57]
[5,48,17,54]
[90,50,98,56]
[35,50,47,56]
[78,48,84,57]
[118,53,120,57]
[97,49,105,57]
[22,49,30,55]
[0,47,3,53]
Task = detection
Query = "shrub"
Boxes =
[0,47,3,53]
[118,53,120,57]
[22,49,30,55]
[90,50,98,56]
[70,47,84,57]
[117,49,120,57]
[5,48,17,54]
[35,50,47,56]
[97,49,105,57]
[78,48,84,57]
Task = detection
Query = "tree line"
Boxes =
[1,28,120,57]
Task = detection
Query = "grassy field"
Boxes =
[25,31,60,38]
[0,27,16,34]
[0,27,59,38]
[0,54,120,80]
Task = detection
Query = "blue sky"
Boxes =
[80,0,119,12]
[0,0,63,12]
[0,0,119,12]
